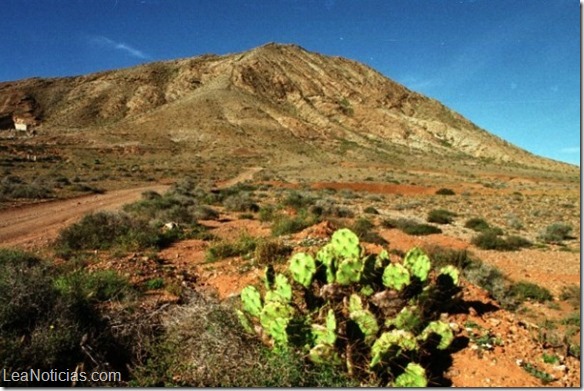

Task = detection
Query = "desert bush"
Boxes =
[281,190,315,209]
[205,234,258,263]
[508,281,553,303]
[0,249,132,385]
[427,209,457,225]
[350,217,387,245]
[223,192,259,212]
[560,285,580,309]
[464,217,491,232]
[259,204,276,222]
[254,239,292,265]
[435,188,455,195]
[0,175,54,200]
[382,218,442,236]
[538,222,573,244]
[271,213,316,236]
[471,230,530,251]
[237,229,463,386]
[310,199,354,218]
[55,211,161,254]
[131,293,355,387]
[423,245,472,270]
[191,205,220,221]
[363,206,379,214]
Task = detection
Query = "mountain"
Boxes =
[0,43,575,179]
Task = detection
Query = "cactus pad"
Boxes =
[382,263,411,291]
[330,228,361,260]
[241,285,262,317]
[370,330,418,367]
[393,363,428,387]
[418,321,454,350]
[403,247,431,281]
[289,253,316,288]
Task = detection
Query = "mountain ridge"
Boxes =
[0,43,576,174]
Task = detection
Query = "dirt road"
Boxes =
[0,184,170,250]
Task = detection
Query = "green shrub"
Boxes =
[350,217,387,245]
[538,223,573,244]
[205,235,258,263]
[435,188,455,195]
[0,249,132,385]
[363,206,379,214]
[427,209,457,225]
[259,204,276,222]
[464,217,491,232]
[271,213,316,236]
[55,212,161,253]
[281,190,314,209]
[223,192,259,212]
[131,293,356,387]
[382,218,442,236]
[508,281,553,303]
[471,230,530,251]
[254,240,292,265]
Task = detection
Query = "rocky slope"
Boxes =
[0,43,575,173]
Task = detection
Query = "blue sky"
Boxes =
[1,0,580,165]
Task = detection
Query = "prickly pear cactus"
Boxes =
[289,253,316,288]
[403,247,431,281]
[237,228,462,386]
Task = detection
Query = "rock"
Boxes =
[487,317,501,327]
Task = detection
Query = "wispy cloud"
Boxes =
[89,35,149,59]
[560,147,580,154]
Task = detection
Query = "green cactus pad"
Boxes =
[350,309,379,344]
[439,265,460,286]
[418,321,454,350]
[316,243,336,283]
[382,263,411,291]
[309,343,342,365]
[393,363,428,387]
[289,253,317,288]
[348,294,378,342]
[370,330,418,367]
[265,273,293,303]
[312,309,336,345]
[330,228,361,260]
[241,285,262,317]
[385,306,421,332]
[360,285,375,297]
[260,301,294,347]
[403,247,431,281]
[336,258,363,285]
[236,309,254,333]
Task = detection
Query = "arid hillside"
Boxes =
[0,43,577,184]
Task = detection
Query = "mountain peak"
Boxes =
[0,44,575,173]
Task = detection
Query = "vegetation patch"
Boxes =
[471,230,531,251]
[382,218,442,236]
[427,209,457,225]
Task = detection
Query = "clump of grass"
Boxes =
[223,192,259,212]
[382,218,442,236]
[559,285,580,309]
[538,222,573,244]
[427,209,457,225]
[435,188,455,195]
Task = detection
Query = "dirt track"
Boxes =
[0,185,170,249]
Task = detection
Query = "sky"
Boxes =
[1,0,580,165]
